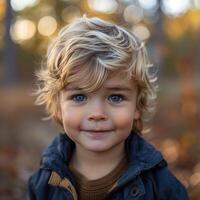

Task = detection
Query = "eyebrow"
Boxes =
[104,86,132,91]
[65,85,132,91]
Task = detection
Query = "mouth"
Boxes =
[83,129,113,132]
[81,129,114,139]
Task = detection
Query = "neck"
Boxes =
[70,142,126,180]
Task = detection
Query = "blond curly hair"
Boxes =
[34,16,158,132]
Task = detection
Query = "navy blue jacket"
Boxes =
[27,132,189,199]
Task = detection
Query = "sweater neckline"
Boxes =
[69,155,128,190]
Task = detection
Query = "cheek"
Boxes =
[61,105,83,130]
[112,109,135,129]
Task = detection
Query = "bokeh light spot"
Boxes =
[131,24,150,41]
[123,5,143,23]
[38,16,57,37]
[194,0,200,8]
[138,0,158,10]
[190,172,200,186]
[88,0,118,14]
[10,18,36,43]
[161,0,191,17]
[11,0,39,11]
[161,139,179,163]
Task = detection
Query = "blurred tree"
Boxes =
[4,0,16,86]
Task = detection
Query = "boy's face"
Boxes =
[59,71,139,153]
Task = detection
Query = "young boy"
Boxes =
[28,16,189,200]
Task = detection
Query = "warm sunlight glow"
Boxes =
[161,0,191,16]
[190,172,200,186]
[88,0,118,14]
[161,139,179,163]
[10,19,36,43]
[38,16,57,36]
[11,0,39,11]
[131,24,150,41]
[123,5,143,23]
[163,19,186,40]
[0,0,5,20]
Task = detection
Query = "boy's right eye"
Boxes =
[71,94,87,102]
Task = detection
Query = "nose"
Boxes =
[87,101,107,121]
[88,112,107,121]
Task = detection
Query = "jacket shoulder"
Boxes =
[27,168,51,199]
[151,163,189,200]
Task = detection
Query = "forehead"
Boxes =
[104,71,133,86]
[66,70,136,91]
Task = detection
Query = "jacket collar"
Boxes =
[127,131,164,169]
[40,133,75,179]
[117,131,164,187]
[40,131,164,184]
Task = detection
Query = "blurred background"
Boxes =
[0,0,200,199]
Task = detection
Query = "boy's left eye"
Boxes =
[108,94,124,103]
[72,94,87,102]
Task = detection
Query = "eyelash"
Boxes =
[71,94,87,102]
[108,94,125,102]
[70,94,125,103]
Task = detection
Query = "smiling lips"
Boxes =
[83,129,113,132]
[81,129,114,139]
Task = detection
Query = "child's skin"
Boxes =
[58,70,140,180]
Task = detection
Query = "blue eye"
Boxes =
[72,94,87,102]
[108,95,124,103]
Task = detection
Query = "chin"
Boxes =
[82,143,114,153]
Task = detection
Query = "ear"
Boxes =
[57,106,62,122]
[54,93,63,126]
[134,109,140,120]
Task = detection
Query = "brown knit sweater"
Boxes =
[69,156,128,200]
